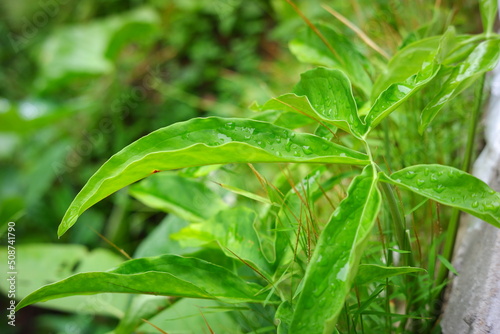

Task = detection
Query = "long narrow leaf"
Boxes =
[355,264,426,286]
[59,117,369,236]
[16,255,276,311]
[290,165,381,333]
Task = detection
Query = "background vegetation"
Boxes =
[0,0,493,333]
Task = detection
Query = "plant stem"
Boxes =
[436,74,486,288]
[380,182,409,259]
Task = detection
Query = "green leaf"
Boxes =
[250,108,315,130]
[16,254,275,311]
[289,23,372,95]
[363,28,459,133]
[129,172,227,222]
[355,264,426,286]
[0,244,126,316]
[36,7,159,91]
[372,33,484,99]
[290,165,381,333]
[59,117,369,236]
[480,0,499,36]
[437,254,459,276]
[173,207,272,275]
[255,94,324,126]
[113,295,172,334]
[293,68,364,137]
[380,164,500,228]
[276,301,294,334]
[372,36,440,98]
[214,181,272,205]
[134,215,199,258]
[257,73,363,138]
[419,39,500,133]
[363,60,440,132]
[135,299,241,334]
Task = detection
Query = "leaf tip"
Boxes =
[58,209,78,237]
[417,123,426,135]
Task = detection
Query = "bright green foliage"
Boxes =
[293,68,364,137]
[129,172,227,222]
[58,117,369,237]
[0,244,125,315]
[289,23,373,95]
[372,36,441,98]
[172,207,272,275]
[290,166,381,333]
[256,67,364,138]
[16,254,274,311]
[14,3,500,333]
[271,168,358,271]
[363,28,458,133]
[480,0,499,36]
[419,39,500,133]
[381,164,500,228]
[371,31,477,99]
[276,301,294,334]
[355,264,426,286]
[364,60,440,133]
[134,215,198,258]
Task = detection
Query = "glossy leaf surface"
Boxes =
[355,264,426,286]
[293,68,364,137]
[363,29,459,133]
[380,164,500,228]
[17,254,274,311]
[59,117,369,236]
[372,32,475,98]
[364,60,440,132]
[289,23,372,95]
[257,72,363,137]
[419,39,500,133]
[291,166,381,333]
[372,36,440,98]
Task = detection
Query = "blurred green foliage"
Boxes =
[0,0,489,333]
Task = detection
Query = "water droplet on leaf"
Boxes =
[405,171,417,179]
[302,146,313,155]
